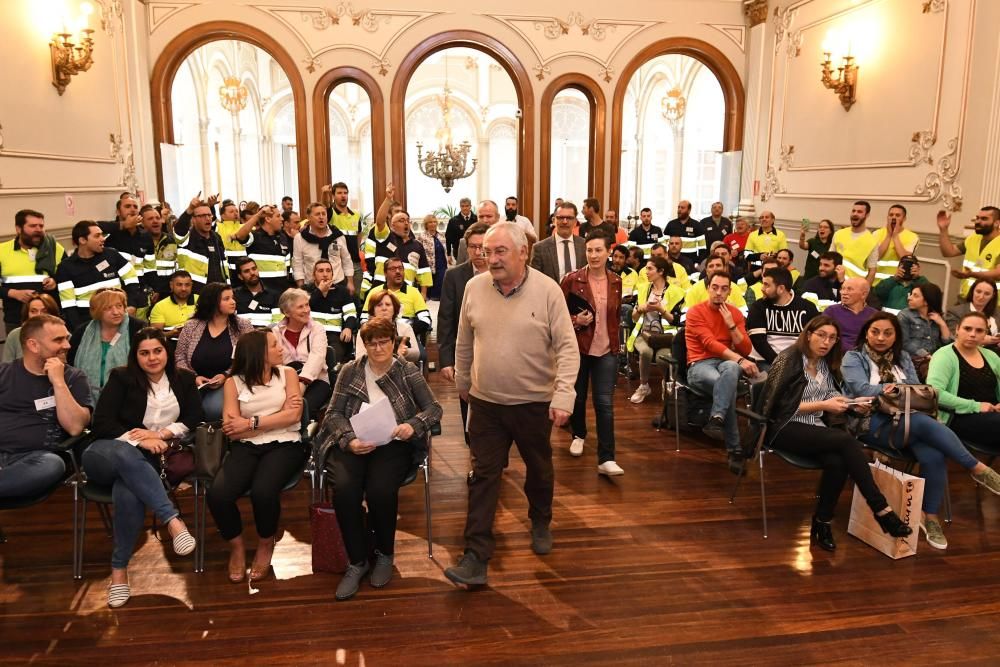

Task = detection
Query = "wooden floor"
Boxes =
[5,370,1000,665]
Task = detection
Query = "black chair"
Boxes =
[192,411,314,574]
[729,388,825,539]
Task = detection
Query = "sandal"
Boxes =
[228,551,246,583]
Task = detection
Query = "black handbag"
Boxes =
[193,422,227,480]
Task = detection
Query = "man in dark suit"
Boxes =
[530,201,586,283]
[440,222,490,443]
[446,197,477,261]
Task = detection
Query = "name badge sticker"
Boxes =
[249,299,259,311]
[685,227,693,234]
[110,333,121,345]
[207,246,216,253]
[387,243,397,253]
[95,260,110,272]
[35,396,56,411]
[811,251,820,259]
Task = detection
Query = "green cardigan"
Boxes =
[926,343,1000,424]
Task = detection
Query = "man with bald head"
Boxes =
[823,276,879,349]
[457,200,500,263]
[665,199,707,262]
[446,221,579,588]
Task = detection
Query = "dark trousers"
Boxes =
[303,381,332,421]
[327,440,413,563]
[459,396,470,445]
[570,353,618,463]
[206,441,307,541]
[950,412,1000,445]
[770,421,888,522]
[464,397,553,561]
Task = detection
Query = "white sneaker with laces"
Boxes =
[597,461,625,476]
[629,383,651,403]
[569,437,585,456]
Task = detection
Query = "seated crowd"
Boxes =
[2,190,1000,606]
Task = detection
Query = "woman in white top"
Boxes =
[208,330,305,583]
[85,328,204,607]
[273,287,331,419]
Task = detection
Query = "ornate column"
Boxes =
[738,0,770,218]
[198,119,212,195]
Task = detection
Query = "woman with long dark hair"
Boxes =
[798,219,835,281]
[946,279,1000,348]
[842,311,1000,550]
[207,330,305,583]
[175,281,253,419]
[84,327,203,607]
[752,315,911,552]
[2,293,59,362]
[898,283,952,379]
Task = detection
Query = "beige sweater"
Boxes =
[455,267,580,413]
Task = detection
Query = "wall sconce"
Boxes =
[50,2,95,95]
[660,87,687,124]
[820,51,858,111]
[219,76,249,114]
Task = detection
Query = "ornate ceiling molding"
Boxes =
[146,2,197,34]
[744,0,768,28]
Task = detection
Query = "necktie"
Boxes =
[562,239,573,276]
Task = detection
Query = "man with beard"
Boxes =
[504,196,538,243]
[99,194,148,280]
[665,200,706,262]
[1,210,64,335]
[831,200,878,280]
[137,204,178,301]
[232,257,281,328]
[148,270,197,336]
[322,182,364,296]
[700,201,732,249]
[279,210,300,256]
[746,267,818,372]
[293,202,353,293]
[937,206,1000,298]
[627,207,662,256]
[280,196,295,215]
[870,204,919,286]
[362,210,431,298]
[0,314,92,500]
[799,251,845,311]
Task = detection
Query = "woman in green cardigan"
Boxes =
[927,311,1000,444]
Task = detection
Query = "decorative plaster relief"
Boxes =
[303,56,322,73]
[761,164,785,201]
[598,65,614,83]
[773,5,796,55]
[302,3,389,33]
[915,137,962,211]
[908,131,936,165]
[146,2,197,34]
[701,23,746,52]
[533,64,551,81]
[923,0,946,13]
[745,0,768,27]
[100,0,124,36]
[532,12,616,41]
[372,58,391,76]
[779,144,795,170]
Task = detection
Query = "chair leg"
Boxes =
[422,464,433,559]
[673,381,681,453]
[943,474,953,525]
[71,479,81,579]
[194,479,205,574]
[77,497,89,580]
[759,450,769,539]
[0,525,6,544]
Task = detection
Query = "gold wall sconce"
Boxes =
[820,51,858,111]
[51,2,95,95]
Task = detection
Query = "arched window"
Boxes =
[406,95,479,216]
[328,82,374,214]
[549,89,591,208]
[488,122,517,206]
[269,100,297,204]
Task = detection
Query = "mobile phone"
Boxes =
[801,218,811,229]
[395,336,410,353]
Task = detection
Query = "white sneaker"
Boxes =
[597,461,625,476]
[629,383,651,403]
[569,437,585,457]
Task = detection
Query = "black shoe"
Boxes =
[810,516,836,551]
[727,451,745,476]
[702,415,725,441]
[530,522,553,555]
[444,551,488,587]
[875,510,913,538]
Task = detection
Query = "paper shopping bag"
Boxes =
[847,460,924,559]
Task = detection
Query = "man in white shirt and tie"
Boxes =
[530,201,587,283]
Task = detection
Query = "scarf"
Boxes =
[299,226,343,259]
[76,315,132,401]
[17,234,59,278]
[865,344,897,384]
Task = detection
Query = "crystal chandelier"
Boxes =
[415,56,476,193]
[219,76,248,114]
[661,86,686,124]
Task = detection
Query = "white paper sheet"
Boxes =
[349,397,397,446]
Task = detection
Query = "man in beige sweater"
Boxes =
[445,222,580,588]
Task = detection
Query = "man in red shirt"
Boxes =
[724,216,751,258]
[685,271,763,472]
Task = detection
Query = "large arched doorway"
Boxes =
[610,38,745,226]
[390,31,535,221]
[151,22,310,212]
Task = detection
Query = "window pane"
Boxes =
[328,82,373,215]
[549,88,590,209]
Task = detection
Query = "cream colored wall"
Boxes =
[739,0,1000,298]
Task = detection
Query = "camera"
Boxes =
[899,255,917,280]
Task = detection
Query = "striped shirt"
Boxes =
[790,356,840,426]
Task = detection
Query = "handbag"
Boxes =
[193,422,227,480]
[641,331,674,352]
[875,384,938,450]
[158,440,195,488]
[310,502,349,574]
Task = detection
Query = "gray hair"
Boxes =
[278,287,310,315]
[485,221,528,252]
[478,199,499,214]
[459,197,472,206]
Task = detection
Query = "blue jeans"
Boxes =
[82,439,180,569]
[570,353,618,463]
[201,386,224,421]
[862,412,979,514]
[687,358,742,452]
[0,450,66,498]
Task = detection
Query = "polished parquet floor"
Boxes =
[4,369,1000,665]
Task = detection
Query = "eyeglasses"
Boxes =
[811,332,839,343]
[365,338,395,349]
[467,243,484,251]
[555,215,576,222]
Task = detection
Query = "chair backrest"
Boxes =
[325,345,338,387]
[672,326,689,384]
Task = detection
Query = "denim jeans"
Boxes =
[0,450,66,498]
[201,386,224,421]
[82,439,180,569]
[570,353,618,463]
[862,412,979,514]
[687,358,741,452]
